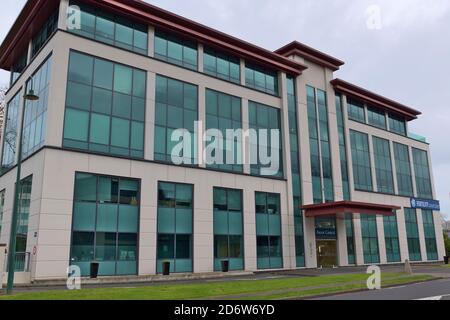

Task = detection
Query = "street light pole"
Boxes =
[5,78,39,295]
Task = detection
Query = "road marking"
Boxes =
[416,296,442,301]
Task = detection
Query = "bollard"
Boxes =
[404,259,413,275]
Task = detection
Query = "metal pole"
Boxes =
[5,89,27,295]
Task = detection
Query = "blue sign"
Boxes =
[410,198,440,211]
[315,228,337,239]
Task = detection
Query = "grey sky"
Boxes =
[0,0,448,220]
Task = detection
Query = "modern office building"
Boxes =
[0,0,445,283]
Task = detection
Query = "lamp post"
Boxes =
[6,77,39,295]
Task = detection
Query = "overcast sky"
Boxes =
[0,0,449,220]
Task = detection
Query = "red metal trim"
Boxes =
[331,78,421,121]
[275,41,345,71]
[302,201,400,217]
[0,0,308,75]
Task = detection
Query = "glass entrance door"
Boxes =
[316,240,338,268]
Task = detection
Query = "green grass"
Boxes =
[0,273,434,300]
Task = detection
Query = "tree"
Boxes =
[0,85,8,140]
[444,232,450,257]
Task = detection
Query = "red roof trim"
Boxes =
[331,78,421,121]
[0,0,308,75]
[302,201,400,217]
[275,41,345,71]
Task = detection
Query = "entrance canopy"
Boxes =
[302,201,400,218]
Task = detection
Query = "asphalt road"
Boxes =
[313,278,450,300]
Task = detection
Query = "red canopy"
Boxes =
[302,201,400,218]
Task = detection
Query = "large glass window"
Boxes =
[22,56,53,158]
[204,47,240,84]
[157,182,193,273]
[154,30,197,70]
[412,148,433,199]
[347,99,365,123]
[248,101,283,178]
[10,51,27,86]
[388,114,406,136]
[63,51,146,158]
[422,210,438,261]
[255,192,282,270]
[154,75,198,164]
[383,214,401,263]
[372,136,394,194]
[69,1,148,55]
[16,176,33,254]
[307,86,334,203]
[360,214,380,264]
[31,10,58,58]
[367,106,387,130]
[245,64,278,96]
[213,188,244,271]
[70,173,140,276]
[1,91,21,172]
[345,214,356,264]
[393,143,414,197]
[336,94,350,200]
[405,208,422,262]
[350,130,373,191]
[287,77,304,267]
[205,89,242,172]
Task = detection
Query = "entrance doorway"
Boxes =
[316,240,338,268]
[315,216,338,268]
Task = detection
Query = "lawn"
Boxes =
[0,273,434,300]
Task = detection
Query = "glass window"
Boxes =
[70,173,140,276]
[154,75,198,164]
[383,214,401,263]
[412,148,433,199]
[68,1,148,55]
[360,214,380,264]
[422,210,438,261]
[203,47,240,84]
[307,86,334,203]
[336,94,350,201]
[245,64,278,95]
[248,101,283,177]
[157,182,193,273]
[6,56,53,161]
[405,208,422,262]
[367,106,387,129]
[350,130,373,191]
[347,99,365,123]
[372,136,394,194]
[63,51,146,158]
[154,30,197,70]
[345,214,356,264]
[213,188,243,271]
[205,89,242,173]
[388,114,406,136]
[31,10,58,58]
[10,50,27,86]
[393,143,413,197]
[16,176,33,253]
[1,92,21,172]
[255,192,282,270]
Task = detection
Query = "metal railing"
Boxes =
[4,252,31,272]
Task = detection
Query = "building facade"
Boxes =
[0,0,445,282]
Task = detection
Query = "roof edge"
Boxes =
[331,78,421,121]
[275,41,345,71]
